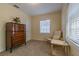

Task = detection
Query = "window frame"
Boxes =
[40,19,50,34]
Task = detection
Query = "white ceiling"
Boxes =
[11,3,63,16]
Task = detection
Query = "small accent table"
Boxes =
[51,40,70,56]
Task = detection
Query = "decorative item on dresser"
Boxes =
[6,22,26,53]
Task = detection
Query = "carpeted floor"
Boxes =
[0,40,65,56]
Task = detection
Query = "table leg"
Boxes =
[68,46,70,55]
[51,44,53,56]
[64,46,67,56]
[65,46,69,56]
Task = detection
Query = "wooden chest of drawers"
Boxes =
[6,22,26,52]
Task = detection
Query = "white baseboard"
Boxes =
[0,48,5,53]
[32,39,47,42]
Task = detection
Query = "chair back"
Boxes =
[53,31,61,40]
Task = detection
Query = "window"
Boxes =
[69,17,79,44]
[40,20,50,33]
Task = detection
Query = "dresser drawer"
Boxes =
[18,24,25,31]
[12,35,25,41]
[14,32,25,36]
[12,39,25,47]
[14,24,25,31]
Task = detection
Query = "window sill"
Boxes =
[66,37,79,48]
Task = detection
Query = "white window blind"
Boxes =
[40,20,50,33]
[70,17,79,44]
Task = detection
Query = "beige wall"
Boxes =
[62,3,79,55]
[31,11,61,41]
[0,4,31,52]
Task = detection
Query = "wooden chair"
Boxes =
[48,31,70,56]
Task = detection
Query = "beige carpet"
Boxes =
[0,40,65,56]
